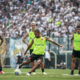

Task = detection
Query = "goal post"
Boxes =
[50,50,57,69]
[60,50,72,69]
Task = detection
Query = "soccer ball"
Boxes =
[14,69,22,75]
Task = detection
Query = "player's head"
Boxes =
[76,24,80,34]
[34,29,41,38]
[31,22,36,30]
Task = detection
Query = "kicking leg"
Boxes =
[27,59,41,75]
[32,61,35,68]
[31,61,36,74]
[19,59,31,68]
[19,54,34,68]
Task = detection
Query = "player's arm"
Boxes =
[45,36,63,47]
[0,36,3,46]
[22,32,29,46]
[24,39,34,55]
[71,35,74,49]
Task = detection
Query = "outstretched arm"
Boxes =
[45,36,63,47]
[22,32,29,46]
[24,39,34,55]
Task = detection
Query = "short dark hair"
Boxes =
[35,29,40,33]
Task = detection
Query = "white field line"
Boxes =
[63,74,80,76]
[0,74,80,78]
[0,72,80,77]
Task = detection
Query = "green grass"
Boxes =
[0,68,80,80]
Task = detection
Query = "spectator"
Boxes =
[45,50,51,68]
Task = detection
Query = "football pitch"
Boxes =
[0,68,80,80]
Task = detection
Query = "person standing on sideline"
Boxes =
[22,22,46,74]
[19,29,63,76]
[0,35,4,74]
[71,24,80,75]
[45,50,51,68]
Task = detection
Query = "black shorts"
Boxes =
[28,54,44,62]
[30,49,33,55]
[72,50,80,59]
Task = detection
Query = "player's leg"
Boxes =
[32,61,35,68]
[27,59,41,75]
[40,61,47,75]
[71,50,77,75]
[31,61,36,74]
[30,49,36,73]
[19,59,31,68]
[78,51,80,75]
[19,54,35,68]
[0,54,4,74]
[0,59,2,72]
[0,59,4,74]
[40,61,44,72]
[15,56,29,71]
[78,59,80,74]
[71,59,76,75]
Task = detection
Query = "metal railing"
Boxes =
[1,36,73,68]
